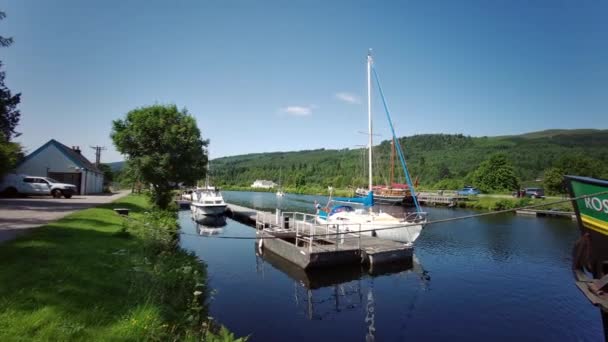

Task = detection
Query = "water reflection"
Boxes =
[255,245,429,327]
[193,215,227,236]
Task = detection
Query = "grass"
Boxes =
[0,194,244,341]
[457,196,574,212]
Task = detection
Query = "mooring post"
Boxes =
[275,209,281,226]
[602,309,608,341]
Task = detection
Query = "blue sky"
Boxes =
[1,0,607,162]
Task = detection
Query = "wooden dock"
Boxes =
[226,203,275,225]
[417,192,466,206]
[227,203,413,270]
[516,209,576,220]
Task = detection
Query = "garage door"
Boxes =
[48,172,82,194]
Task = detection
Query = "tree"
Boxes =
[556,155,604,178]
[0,61,19,141]
[0,11,22,177]
[111,105,208,208]
[471,153,519,193]
[543,167,566,195]
[0,12,13,48]
[0,140,22,177]
[437,162,452,179]
[98,164,114,186]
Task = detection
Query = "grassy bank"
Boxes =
[457,196,574,212]
[0,194,244,341]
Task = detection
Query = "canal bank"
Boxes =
[220,187,574,214]
[0,194,242,341]
[179,191,602,341]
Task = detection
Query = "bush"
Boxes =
[121,208,212,339]
[432,178,464,190]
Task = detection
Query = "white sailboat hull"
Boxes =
[315,213,425,244]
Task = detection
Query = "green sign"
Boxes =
[571,180,608,233]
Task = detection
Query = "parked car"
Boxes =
[523,187,545,199]
[513,187,545,199]
[457,186,480,196]
[0,173,77,198]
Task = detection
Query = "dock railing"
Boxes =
[256,211,363,252]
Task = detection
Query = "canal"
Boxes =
[179,191,602,341]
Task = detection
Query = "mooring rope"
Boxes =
[180,190,608,240]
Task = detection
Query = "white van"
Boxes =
[0,173,78,198]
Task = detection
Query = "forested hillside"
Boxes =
[210,129,608,192]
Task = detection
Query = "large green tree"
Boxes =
[542,155,607,195]
[0,11,22,177]
[98,163,114,186]
[111,105,208,208]
[543,167,566,195]
[471,153,520,193]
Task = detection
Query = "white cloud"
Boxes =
[281,105,314,116]
[335,92,361,104]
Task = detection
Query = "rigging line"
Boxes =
[182,190,608,240]
[371,65,422,213]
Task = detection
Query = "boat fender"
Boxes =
[258,238,264,251]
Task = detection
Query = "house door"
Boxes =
[48,172,82,194]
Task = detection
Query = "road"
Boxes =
[0,191,130,243]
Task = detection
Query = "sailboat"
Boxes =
[355,138,417,206]
[315,51,427,244]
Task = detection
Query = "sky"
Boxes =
[1,0,607,163]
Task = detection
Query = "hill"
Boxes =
[499,129,607,140]
[105,161,125,172]
[210,129,608,190]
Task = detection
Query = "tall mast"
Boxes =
[367,50,373,192]
[205,147,210,188]
[390,138,395,187]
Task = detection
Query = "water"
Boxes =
[179,191,603,341]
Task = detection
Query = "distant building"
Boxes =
[251,180,277,189]
[15,139,104,194]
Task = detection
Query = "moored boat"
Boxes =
[356,183,416,206]
[355,138,417,207]
[316,51,427,245]
[566,175,608,335]
[190,186,227,219]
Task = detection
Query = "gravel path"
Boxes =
[0,190,130,243]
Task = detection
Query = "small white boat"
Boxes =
[276,190,285,197]
[190,186,227,219]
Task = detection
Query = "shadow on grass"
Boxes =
[100,200,150,215]
[0,224,193,340]
[0,227,139,316]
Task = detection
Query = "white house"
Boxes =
[251,180,277,189]
[15,139,104,194]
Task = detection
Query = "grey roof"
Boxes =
[19,139,103,174]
